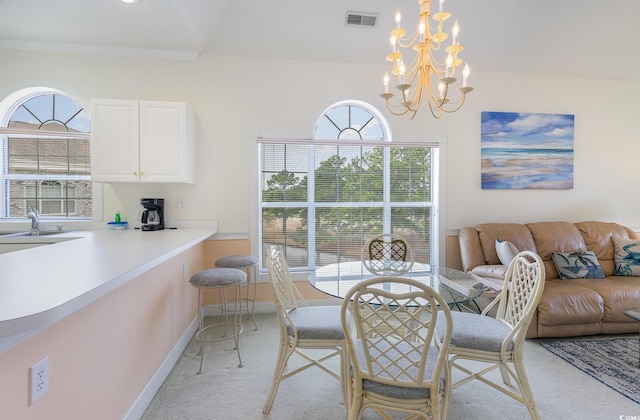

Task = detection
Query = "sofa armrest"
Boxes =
[471,264,507,279]
[459,227,486,271]
[470,265,506,291]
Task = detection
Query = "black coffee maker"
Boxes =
[140,198,165,231]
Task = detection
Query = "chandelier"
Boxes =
[380,0,473,119]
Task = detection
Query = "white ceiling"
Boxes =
[1,0,639,81]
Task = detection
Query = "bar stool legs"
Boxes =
[215,255,259,331]
[189,268,246,374]
[244,263,259,330]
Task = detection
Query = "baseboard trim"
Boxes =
[123,317,199,420]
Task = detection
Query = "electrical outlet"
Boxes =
[29,356,49,405]
[183,262,188,278]
[177,196,185,208]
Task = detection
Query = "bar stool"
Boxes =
[189,268,246,374]
[215,255,259,330]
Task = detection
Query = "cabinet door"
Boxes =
[139,101,194,183]
[90,100,140,182]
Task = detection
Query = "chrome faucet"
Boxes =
[27,206,40,234]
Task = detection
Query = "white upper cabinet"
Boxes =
[90,99,195,183]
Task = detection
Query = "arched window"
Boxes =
[314,100,387,140]
[0,88,91,218]
[258,101,438,270]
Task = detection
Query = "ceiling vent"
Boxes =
[345,12,378,28]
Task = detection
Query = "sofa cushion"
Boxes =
[613,237,640,276]
[575,221,636,276]
[527,222,587,280]
[495,239,519,265]
[585,277,640,322]
[475,223,536,265]
[551,251,605,279]
[527,222,587,258]
[536,280,604,326]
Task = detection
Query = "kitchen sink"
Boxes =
[0,230,69,237]
[0,230,80,254]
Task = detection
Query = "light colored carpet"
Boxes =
[142,313,640,419]
[540,337,640,405]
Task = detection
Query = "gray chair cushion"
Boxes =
[288,306,345,340]
[354,340,443,400]
[436,311,514,352]
[215,255,259,269]
[189,268,247,288]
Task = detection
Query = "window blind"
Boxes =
[258,137,436,271]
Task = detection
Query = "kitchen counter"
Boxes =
[0,226,216,351]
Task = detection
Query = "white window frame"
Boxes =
[0,86,102,222]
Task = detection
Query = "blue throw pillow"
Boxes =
[551,251,605,279]
[613,237,640,276]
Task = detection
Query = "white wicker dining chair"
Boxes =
[361,233,415,276]
[263,245,349,414]
[436,250,545,420]
[340,276,453,420]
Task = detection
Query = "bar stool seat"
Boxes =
[189,267,246,374]
[215,255,259,330]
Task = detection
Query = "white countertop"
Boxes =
[0,226,217,351]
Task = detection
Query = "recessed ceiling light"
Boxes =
[121,0,142,4]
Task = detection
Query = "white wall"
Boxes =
[1,48,639,236]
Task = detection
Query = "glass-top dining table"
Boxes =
[308,260,493,312]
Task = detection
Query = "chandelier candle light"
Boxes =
[381,0,473,119]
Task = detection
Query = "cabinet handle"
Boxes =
[140,171,144,176]
[133,171,138,176]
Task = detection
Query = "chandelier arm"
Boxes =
[395,27,421,50]
[404,63,420,88]
[426,83,447,110]
[400,53,421,85]
[413,67,429,111]
[384,98,418,118]
[425,24,446,51]
[402,83,423,114]
[430,56,446,77]
[440,93,469,113]
[428,87,445,118]
[414,93,424,114]
[423,85,444,119]
[428,41,445,53]
[428,104,444,119]
[402,55,428,113]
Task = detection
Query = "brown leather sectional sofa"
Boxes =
[458,221,640,338]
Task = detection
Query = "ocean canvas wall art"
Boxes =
[481,111,574,189]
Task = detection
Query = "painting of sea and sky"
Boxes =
[481,112,574,189]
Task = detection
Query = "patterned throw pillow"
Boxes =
[551,251,605,279]
[495,238,519,265]
[613,237,640,276]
